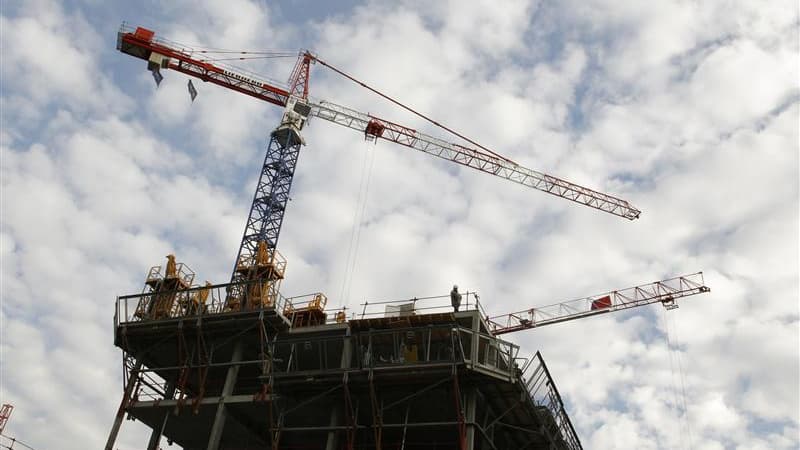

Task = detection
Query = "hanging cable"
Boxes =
[344,141,377,303]
[663,307,685,450]
[670,311,694,450]
[198,55,296,62]
[0,433,39,450]
[338,141,373,305]
[313,57,518,166]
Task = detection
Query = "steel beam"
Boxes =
[104,359,142,450]
[465,387,477,450]
[146,381,176,450]
[207,340,243,450]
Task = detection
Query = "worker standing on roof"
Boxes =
[451,285,462,312]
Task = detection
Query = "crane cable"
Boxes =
[663,308,684,450]
[313,57,519,166]
[346,142,376,303]
[663,308,693,450]
[338,140,376,305]
[0,433,39,450]
[671,310,694,449]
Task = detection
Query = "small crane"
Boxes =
[486,272,710,335]
[116,24,642,310]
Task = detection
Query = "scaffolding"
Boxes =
[106,280,581,450]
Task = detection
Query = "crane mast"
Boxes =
[227,95,312,309]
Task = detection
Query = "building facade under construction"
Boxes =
[105,255,582,450]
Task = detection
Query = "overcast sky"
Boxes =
[1,0,798,449]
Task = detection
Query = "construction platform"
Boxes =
[107,280,582,450]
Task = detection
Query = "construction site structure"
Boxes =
[107,24,711,450]
[109,277,580,450]
[106,265,708,449]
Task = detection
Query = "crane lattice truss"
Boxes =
[110,23,708,450]
[0,404,13,434]
[116,25,641,262]
[311,101,640,219]
[486,272,710,335]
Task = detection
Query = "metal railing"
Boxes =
[355,291,489,320]
[115,279,292,326]
[519,351,583,449]
[144,262,195,289]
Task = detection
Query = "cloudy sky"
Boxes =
[1,0,798,448]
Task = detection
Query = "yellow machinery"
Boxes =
[135,254,196,320]
[228,240,286,311]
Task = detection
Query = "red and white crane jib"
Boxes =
[116,23,642,220]
[117,24,291,107]
[309,100,641,219]
[486,272,710,335]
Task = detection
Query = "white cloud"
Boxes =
[1,0,797,449]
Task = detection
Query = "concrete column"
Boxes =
[470,311,481,367]
[326,329,353,450]
[465,387,477,450]
[207,340,244,450]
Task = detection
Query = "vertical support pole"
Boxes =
[342,375,357,450]
[207,340,243,450]
[400,402,410,450]
[192,317,210,414]
[425,327,432,362]
[368,372,382,450]
[271,412,284,448]
[147,381,176,450]
[327,329,353,450]
[470,312,480,368]
[325,406,342,450]
[105,359,142,450]
[452,370,467,450]
[464,387,477,450]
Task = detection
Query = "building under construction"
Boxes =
[106,25,709,450]
[106,264,581,450]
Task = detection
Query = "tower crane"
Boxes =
[116,24,642,310]
[107,25,717,450]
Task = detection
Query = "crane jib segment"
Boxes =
[310,101,642,220]
[115,23,641,220]
[117,26,290,107]
[486,272,710,335]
